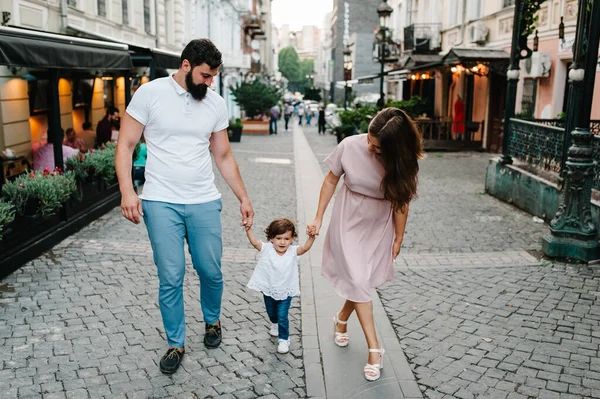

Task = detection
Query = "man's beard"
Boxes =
[185,71,208,101]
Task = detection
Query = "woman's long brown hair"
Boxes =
[368,107,424,211]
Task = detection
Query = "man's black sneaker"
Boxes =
[159,347,184,374]
[204,322,222,348]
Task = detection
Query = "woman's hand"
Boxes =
[392,239,402,260]
[306,218,323,236]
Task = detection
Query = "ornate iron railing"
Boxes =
[531,119,600,135]
[507,118,564,173]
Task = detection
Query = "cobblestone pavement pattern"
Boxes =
[304,125,600,399]
[0,128,307,398]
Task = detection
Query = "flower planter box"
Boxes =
[229,126,243,142]
[66,178,119,220]
[0,213,63,258]
[242,120,269,135]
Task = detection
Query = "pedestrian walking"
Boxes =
[297,105,305,126]
[306,107,312,126]
[115,38,254,375]
[284,104,293,131]
[307,108,423,382]
[269,105,280,135]
[245,219,316,354]
[318,106,326,135]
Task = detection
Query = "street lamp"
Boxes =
[305,73,315,87]
[376,0,393,109]
[343,46,353,109]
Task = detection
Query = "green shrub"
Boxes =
[65,143,117,184]
[230,80,282,118]
[387,96,430,118]
[339,106,379,128]
[230,118,243,128]
[1,169,77,218]
[0,201,15,240]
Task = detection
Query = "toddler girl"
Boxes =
[246,218,315,354]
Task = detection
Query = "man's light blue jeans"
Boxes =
[142,199,223,348]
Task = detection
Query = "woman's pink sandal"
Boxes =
[364,347,385,381]
[333,313,349,347]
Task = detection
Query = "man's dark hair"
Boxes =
[82,121,92,130]
[181,39,223,69]
[106,107,119,116]
[65,127,75,136]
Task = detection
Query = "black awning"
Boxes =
[130,46,181,69]
[0,26,132,70]
[443,48,509,64]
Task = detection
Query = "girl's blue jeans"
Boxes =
[142,199,223,348]
[263,295,293,340]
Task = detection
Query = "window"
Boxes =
[97,0,106,17]
[469,0,482,20]
[144,0,152,34]
[448,0,459,26]
[67,0,77,6]
[521,79,538,118]
[503,0,515,7]
[122,0,129,25]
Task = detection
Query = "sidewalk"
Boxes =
[293,124,422,399]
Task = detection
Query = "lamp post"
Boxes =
[305,73,314,87]
[343,46,353,110]
[376,0,393,110]
[542,0,600,261]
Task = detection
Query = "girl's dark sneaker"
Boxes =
[159,347,184,374]
[204,322,222,348]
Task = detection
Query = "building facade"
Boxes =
[331,0,382,104]
[0,0,268,172]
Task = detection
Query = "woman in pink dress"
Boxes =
[307,108,423,381]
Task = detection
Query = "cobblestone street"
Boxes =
[0,131,304,399]
[304,125,600,399]
[3,122,600,399]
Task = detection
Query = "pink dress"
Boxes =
[322,134,395,303]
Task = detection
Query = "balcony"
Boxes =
[403,24,442,53]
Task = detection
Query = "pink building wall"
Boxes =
[534,37,600,120]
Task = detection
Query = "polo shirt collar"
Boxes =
[169,74,188,96]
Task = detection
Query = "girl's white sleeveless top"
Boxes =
[247,242,300,300]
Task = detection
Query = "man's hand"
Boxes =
[121,191,143,224]
[240,198,254,230]
[392,239,402,260]
[306,218,322,236]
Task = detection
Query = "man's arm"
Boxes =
[210,129,254,229]
[115,112,145,224]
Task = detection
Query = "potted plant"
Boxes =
[230,80,281,135]
[229,118,243,143]
[1,168,77,218]
[0,201,15,241]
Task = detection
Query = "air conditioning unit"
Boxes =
[521,51,551,78]
[468,22,488,44]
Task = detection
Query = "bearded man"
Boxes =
[115,39,254,374]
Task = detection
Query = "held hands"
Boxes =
[121,191,143,224]
[306,218,322,237]
[240,198,254,230]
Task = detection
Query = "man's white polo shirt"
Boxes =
[126,75,229,204]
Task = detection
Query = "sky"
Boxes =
[271,0,333,31]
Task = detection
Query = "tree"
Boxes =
[278,47,302,85]
[230,80,282,119]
